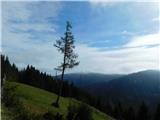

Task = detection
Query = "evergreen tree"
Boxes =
[95,97,102,110]
[1,55,19,82]
[105,101,113,116]
[136,102,150,120]
[53,21,79,107]
[113,102,123,120]
[154,104,160,120]
[124,106,135,120]
[1,55,6,85]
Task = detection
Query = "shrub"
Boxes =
[2,82,19,107]
[43,111,55,120]
[43,111,63,120]
[67,103,93,120]
[2,82,41,120]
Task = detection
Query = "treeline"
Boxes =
[95,100,160,120]
[1,55,160,120]
[1,55,93,102]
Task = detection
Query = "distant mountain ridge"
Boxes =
[85,70,160,108]
[60,73,123,87]
[87,70,160,94]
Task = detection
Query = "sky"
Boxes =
[1,1,160,75]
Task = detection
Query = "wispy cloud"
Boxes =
[11,23,56,33]
[2,2,31,21]
[74,33,159,74]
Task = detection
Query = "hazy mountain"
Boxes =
[60,73,123,87]
[85,70,160,108]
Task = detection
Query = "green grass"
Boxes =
[2,82,114,120]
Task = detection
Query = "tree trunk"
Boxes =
[54,45,66,107]
[54,67,65,107]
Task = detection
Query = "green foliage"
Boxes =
[43,111,55,120]
[54,21,79,70]
[66,104,77,120]
[76,104,93,120]
[54,113,63,120]
[1,105,15,120]
[2,82,42,120]
[1,55,19,83]
[67,103,93,120]
[2,82,19,107]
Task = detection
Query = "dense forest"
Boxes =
[1,54,160,120]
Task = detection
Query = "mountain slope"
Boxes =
[2,82,114,120]
[86,70,160,108]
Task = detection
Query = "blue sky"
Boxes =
[1,1,160,74]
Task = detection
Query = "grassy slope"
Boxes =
[3,82,114,120]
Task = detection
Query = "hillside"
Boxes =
[85,70,160,108]
[2,82,114,120]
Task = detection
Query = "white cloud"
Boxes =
[152,17,160,22]
[125,33,160,47]
[72,39,159,74]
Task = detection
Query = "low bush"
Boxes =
[2,82,19,107]
[67,103,93,120]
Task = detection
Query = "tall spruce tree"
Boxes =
[53,21,79,107]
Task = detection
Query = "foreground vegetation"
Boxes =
[1,81,114,120]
